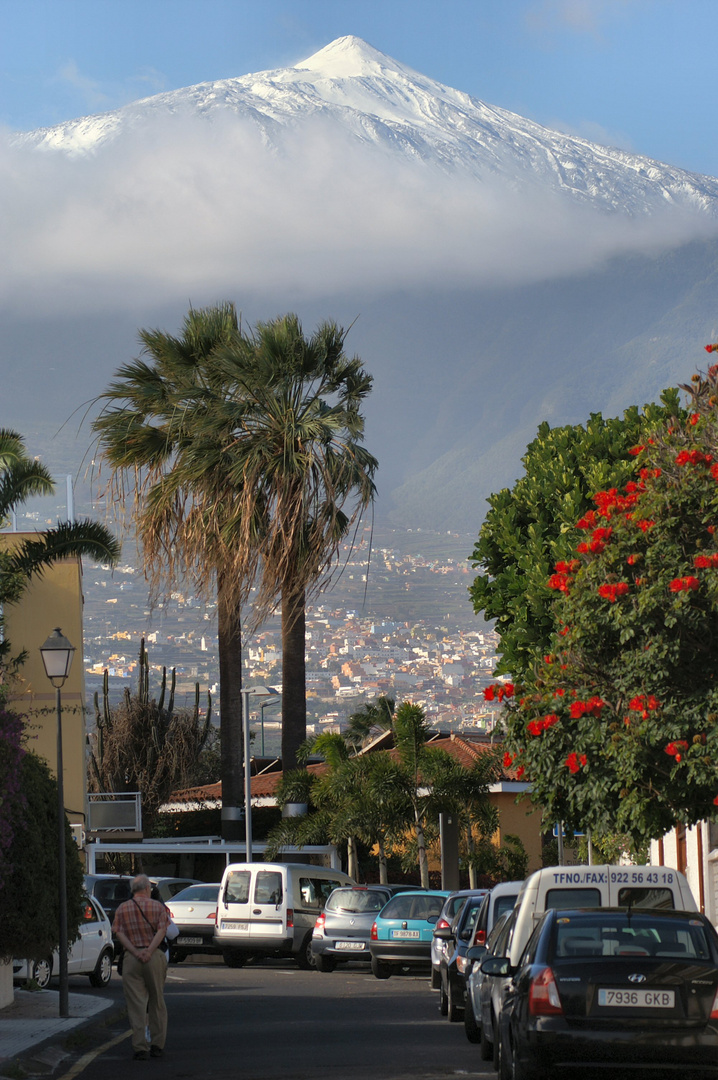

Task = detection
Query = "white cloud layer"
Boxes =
[1,109,715,317]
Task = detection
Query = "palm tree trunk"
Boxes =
[415,808,430,888]
[347,835,359,880]
[467,827,477,889]
[218,572,243,841]
[377,837,388,885]
[281,583,306,773]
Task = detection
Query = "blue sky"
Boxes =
[2,0,718,178]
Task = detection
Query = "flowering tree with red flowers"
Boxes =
[496,355,718,842]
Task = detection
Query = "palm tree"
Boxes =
[91,303,260,839]
[0,429,120,671]
[212,314,378,771]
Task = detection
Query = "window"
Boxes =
[545,887,601,909]
[225,871,251,904]
[255,871,283,905]
[298,877,342,910]
[616,886,674,909]
[554,914,712,960]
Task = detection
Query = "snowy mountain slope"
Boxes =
[19,36,718,220]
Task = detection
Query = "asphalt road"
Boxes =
[63,956,493,1080]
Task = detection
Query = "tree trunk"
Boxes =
[218,573,243,841]
[347,835,359,880]
[467,827,477,889]
[281,584,306,773]
[377,837,388,884]
[415,808,430,888]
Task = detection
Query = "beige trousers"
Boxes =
[122,950,168,1053]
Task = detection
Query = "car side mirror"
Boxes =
[480,956,511,977]
[467,945,487,962]
[432,925,454,940]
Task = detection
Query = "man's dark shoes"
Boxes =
[133,1049,150,1060]
[150,1046,164,1058]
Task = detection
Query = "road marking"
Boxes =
[56,1028,131,1080]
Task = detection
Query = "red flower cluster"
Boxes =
[669,576,700,593]
[711,464,718,482]
[483,682,514,703]
[516,765,525,780]
[577,510,598,530]
[594,489,640,518]
[628,694,660,716]
[627,554,640,565]
[598,582,630,602]
[527,714,560,736]
[704,343,718,353]
[503,751,514,768]
[555,559,580,573]
[569,696,604,719]
[693,553,718,568]
[628,445,645,456]
[565,752,588,774]
[633,518,655,532]
[639,468,661,481]
[547,572,572,593]
[665,740,689,763]
[675,449,713,467]
[577,526,613,555]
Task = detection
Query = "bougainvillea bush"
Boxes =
[0,703,24,894]
[492,355,718,845]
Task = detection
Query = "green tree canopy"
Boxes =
[494,360,718,843]
[469,393,682,680]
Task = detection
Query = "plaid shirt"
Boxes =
[113,895,169,950]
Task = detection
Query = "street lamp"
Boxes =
[238,685,280,865]
[258,693,281,756]
[39,628,75,1019]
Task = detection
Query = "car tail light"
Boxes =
[315,914,326,931]
[286,908,294,928]
[473,928,486,947]
[370,921,378,941]
[528,967,563,1016]
[711,988,718,1020]
[208,909,217,920]
[436,918,451,931]
[457,955,469,975]
[168,908,174,919]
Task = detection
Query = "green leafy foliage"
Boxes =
[469,392,682,679]
[498,374,718,843]
[0,752,84,959]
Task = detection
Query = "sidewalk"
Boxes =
[0,987,119,1068]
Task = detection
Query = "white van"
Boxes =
[507,864,697,966]
[214,862,354,969]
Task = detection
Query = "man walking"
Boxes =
[113,873,170,1060]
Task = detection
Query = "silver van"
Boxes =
[506,863,697,967]
[214,861,354,968]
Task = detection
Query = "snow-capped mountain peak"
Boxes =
[296,35,413,80]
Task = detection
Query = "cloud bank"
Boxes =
[1,108,715,317]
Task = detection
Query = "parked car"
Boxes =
[215,861,354,968]
[506,863,697,969]
[167,883,221,961]
[430,889,477,989]
[13,895,114,989]
[369,890,450,979]
[149,876,200,902]
[487,907,718,1079]
[435,889,489,1020]
[464,907,517,1062]
[311,884,423,972]
[472,880,522,949]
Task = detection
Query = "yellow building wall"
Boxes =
[2,536,86,831]
[492,790,544,874]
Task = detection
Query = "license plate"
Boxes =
[176,936,202,945]
[598,988,675,1008]
[335,941,365,950]
[392,929,420,939]
[221,921,249,932]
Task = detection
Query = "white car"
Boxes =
[167,883,221,961]
[13,895,114,989]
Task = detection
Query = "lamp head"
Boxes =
[40,627,75,686]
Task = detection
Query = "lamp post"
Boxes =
[259,694,281,756]
[39,628,75,1019]
[238,685,280,865]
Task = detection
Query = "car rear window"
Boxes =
[494,894,518,921]
[383,894,444,921]
[173,885,219,903]
[616,886,675,909]
[327,889,387,913]
[298,877,342,909]
[94,880,132,904]
[545,887,602,909]
[554,914,713,960]
[225,870,251,903]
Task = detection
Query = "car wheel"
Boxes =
[512,1037,544,1080]
[169,949,186,964]
[448,981,463,1022]
[370,957,391,980]
[430,966,441,989]
[463,999,481,1044]
[89,948,113,987]
[295,934,317,970]
[315,954,336,973]
[31,957,53,989]
[222,949,246,968]
[439,979,449,1016]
